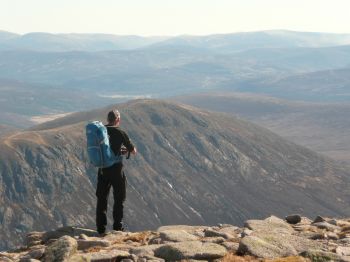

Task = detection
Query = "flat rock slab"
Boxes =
[238,235,297,259]
[77,240,111,250]
[43,227,99,242]
[300,249,343,261]
[204,228,233,239]
[154,241,227,260]
[130,244,164,257]
[44,236,77,262]
[159,230,198,242]
[87,250,130,262]
[157,225,208,233]
[239,230,321,259]
[245,216,293,234]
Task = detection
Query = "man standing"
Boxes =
[96,109,137,234]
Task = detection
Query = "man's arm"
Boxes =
[121,130,137,155]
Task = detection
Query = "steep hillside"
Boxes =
[261,67,350,101]
[1,99,350,250]
[173,92,350,163]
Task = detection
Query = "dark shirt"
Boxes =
[105,125,135,156]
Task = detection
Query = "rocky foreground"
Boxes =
[2,215,350,262]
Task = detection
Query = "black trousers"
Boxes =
[96,162,126,233]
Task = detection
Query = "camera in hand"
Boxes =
[120,146,128,155]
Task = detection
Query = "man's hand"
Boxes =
[120,146,128,155]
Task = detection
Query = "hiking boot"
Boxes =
[98,232,108,237]
[113,222,125,232]
[113,226,125,232]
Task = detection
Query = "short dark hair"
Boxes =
[107,109,120,123]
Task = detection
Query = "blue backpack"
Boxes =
[86,121,122,168]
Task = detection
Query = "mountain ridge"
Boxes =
[0,99,350,251]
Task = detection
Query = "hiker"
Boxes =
[96,109,137,234]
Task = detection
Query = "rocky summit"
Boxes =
[2,215,350,261]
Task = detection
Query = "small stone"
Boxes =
[154,241,227,260]
[313,216,326,224]
[313,222,340,231]
[42,227,98,242]
[301,249,342,261]
[336,246,350,256]
[27,248,45,259]
[25,232,44,247]
[43,236,78,262]
[130,244,163,257]
[328,219,338,226]
[326,232,339,240]
[139,255,165,262]
[201,237,225,244]
[300,217,313,225]
[285,214,302,224]
[77,239,110,250]
[79,234,89,240]
[221,242,239,252]
[241,228,252,237]
[218,224,236,228]
[204,229,232,239]
[149,237,162,244]
[298,231,325,240]
[338,238,350,244]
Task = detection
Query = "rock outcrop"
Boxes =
[2,215,350,261]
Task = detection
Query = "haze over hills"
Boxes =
[173,92,350,164]
[0,31,168,52]
[242,67,350,101]
[0,43,349,128]
[1,100,350,250]
[147,30,350,52]
[0,30,350,130]
[2,30,350,52]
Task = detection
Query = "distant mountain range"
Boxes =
[1,100,350,250]
[1,30,350,52]
[0,41,349,122]
[0,30,168,52]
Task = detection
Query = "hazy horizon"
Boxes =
[2,0,350,36]
[2,28,350,37]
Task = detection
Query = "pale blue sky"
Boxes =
[1,0,350,35]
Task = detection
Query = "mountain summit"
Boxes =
[0,99,349,250]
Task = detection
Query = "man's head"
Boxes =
[107,109,121,126]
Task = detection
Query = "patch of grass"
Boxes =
[84,246,103,253]
[266,256,311,262]
[121,231,153,245]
